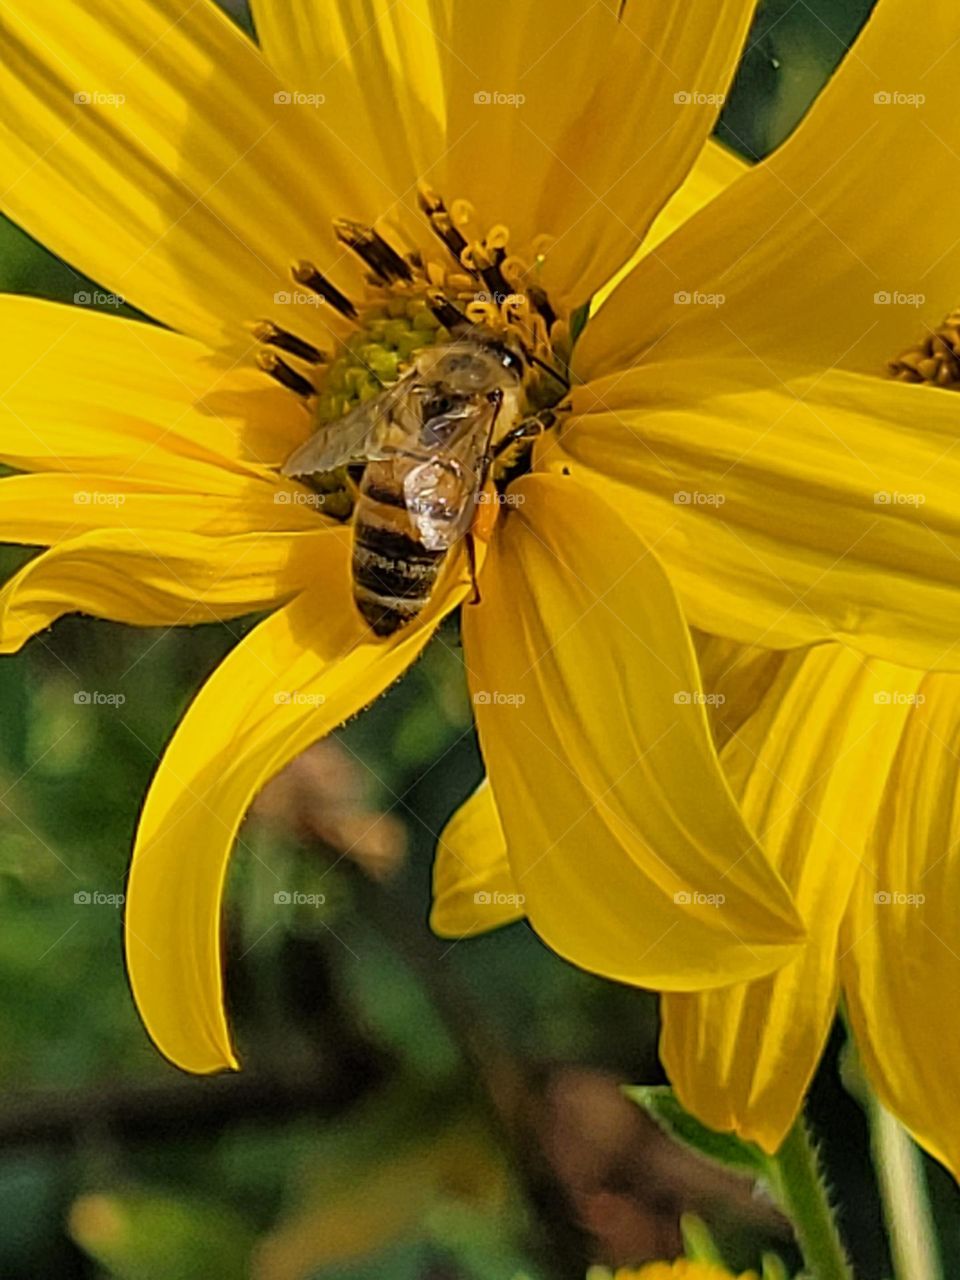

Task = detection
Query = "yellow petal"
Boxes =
[0,526,341,651]
[432,2,756,307]
[250,0,444,217]
[125,562,468,1072]
[0,472,321,546]
[578,0,960,379]
[593,140,749,313]
[661,646,919,1152]
[547,361,960,669]
[462,472,803,991]
[693,631,785,753]
[430,779,525,937]
[0,0,367,349]
[842,671,960,1178]
[0,298,312,477]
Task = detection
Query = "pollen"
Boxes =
[888,309,960,388]
[251,188,572,431]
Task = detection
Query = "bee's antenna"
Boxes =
[527,352,570,392]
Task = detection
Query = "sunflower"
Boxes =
[0,0,957,1076]
[588,1263,756,1280]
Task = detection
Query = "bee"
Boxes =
[282,329,541,636]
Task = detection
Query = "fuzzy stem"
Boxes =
[770,1116,855,1280]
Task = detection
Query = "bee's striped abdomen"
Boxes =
[352,463,446,636]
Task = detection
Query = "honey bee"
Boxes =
[282,329,540,636]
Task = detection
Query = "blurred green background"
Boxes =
[0,2,956,1277]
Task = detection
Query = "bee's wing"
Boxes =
[281,378,412,477]
[402,400,498,551]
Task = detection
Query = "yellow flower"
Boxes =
[0,0,955,1076]
[588,1263,755,1280]
[650,635,960,1182]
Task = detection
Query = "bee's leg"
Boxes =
[466,532,482,606]
[491,413,552,473]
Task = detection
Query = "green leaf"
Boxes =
[623,1086,773,1179]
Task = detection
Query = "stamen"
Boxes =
[417,187,471,269]
[427,291,470,331]
[333,219,413,284]
[528,286,557,331]
[258,351,316,398]
[252,321,325,364]
[888,310,960,388]
[291,260,358,320]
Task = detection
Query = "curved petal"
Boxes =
[0,298,313,476]
[842,671,960,1178]
[577,0,960,379]
[0,0,369,349]
[125,557,469,1072]
[462,473,803,991]
[661,646,918,1152]
[545,361,960,669]
[428,1,756,308]
[430,778,525,937]
[592,140,750,313]
[692,631,786,753]
[0,526,339,650]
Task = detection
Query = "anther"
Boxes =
[258,350,316,398]
[889,309,960,388]
[252,321,325,364]
[427,291,469,331]
[417,188,471,269]
[527,286,557,331]
[291,260,358,320]
[333,219,413,284]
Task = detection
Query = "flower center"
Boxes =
[888,309,960,388]
[253,188,572,435]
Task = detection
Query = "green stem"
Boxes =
[867,1099,942,1280]
[769,1117,855,1280]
